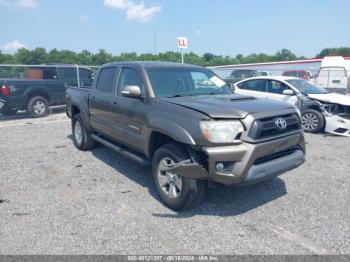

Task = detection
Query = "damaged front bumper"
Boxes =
[324,113,350,137]
[166,133,306,186]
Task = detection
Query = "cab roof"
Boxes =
[101,61,202,69]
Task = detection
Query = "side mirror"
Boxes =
[121,85,142,98]
[283,89,294,96]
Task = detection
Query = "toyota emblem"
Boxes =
[275,117,287,130]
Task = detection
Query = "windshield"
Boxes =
[147,67,233,97]
[286,79,329,94]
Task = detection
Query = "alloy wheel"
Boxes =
[157,157,183,199]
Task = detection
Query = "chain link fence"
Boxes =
[210,67,350,95]
[0,64,99,121]
[1,63,349,121]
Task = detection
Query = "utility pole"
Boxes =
[154,30,157,55]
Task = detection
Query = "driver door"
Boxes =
[265,80,298,106]
[112,67,148,151]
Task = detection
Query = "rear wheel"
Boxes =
[152,143,205,211]
[27,96,49,117]
[301,109,325,133]
[72,113,96,151]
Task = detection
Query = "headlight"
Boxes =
[200,120,244,143]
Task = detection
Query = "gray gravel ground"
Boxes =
[0,114,349,255]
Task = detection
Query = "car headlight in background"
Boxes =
[200,120,244,143]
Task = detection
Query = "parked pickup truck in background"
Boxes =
[66,62,306,210]
[224,69,269,85]
[0,65,93,117]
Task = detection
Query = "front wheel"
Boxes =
[152,143,205,211]
[301,109,325,133]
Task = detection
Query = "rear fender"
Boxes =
[23,86,50,102]
[70,103,91,130]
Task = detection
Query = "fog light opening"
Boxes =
[216,162,225,172]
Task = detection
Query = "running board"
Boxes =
[91,134,151,166]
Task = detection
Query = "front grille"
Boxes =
[249,114,301,140]
[254,146,300,165]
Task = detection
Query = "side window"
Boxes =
[118,68,145,95]
[96,67,118,94]
[266,80,289,94]
[238,80,266,92]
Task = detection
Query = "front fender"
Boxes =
[144,118,196,157]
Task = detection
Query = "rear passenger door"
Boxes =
[89,67,121,137]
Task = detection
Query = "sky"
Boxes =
[0,0,349,58]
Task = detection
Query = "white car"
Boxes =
[233,76,350,137]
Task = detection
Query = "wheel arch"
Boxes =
[144,120,196,159]
[70,103,91,130]
[24,87,51,105]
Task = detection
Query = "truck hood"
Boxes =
[308,93,350,106]
[161,94,294,119]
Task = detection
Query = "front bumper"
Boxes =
[324,114,350,137]
[169,133,305,186]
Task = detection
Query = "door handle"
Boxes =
[113,101,117,105]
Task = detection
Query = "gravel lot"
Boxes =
[0,114,349,255]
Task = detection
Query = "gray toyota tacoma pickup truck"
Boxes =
[66,62,305,210]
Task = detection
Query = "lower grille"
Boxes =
[254,146,300,165]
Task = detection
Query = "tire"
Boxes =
[301,109,325,133]
[152,143,205,211]
[27,96,50,117]
[72,113,96,151]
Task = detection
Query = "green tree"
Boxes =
[0,46,329,66]
[273,49,297,61]
[92,49,113,65]
[317,47,350,57]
